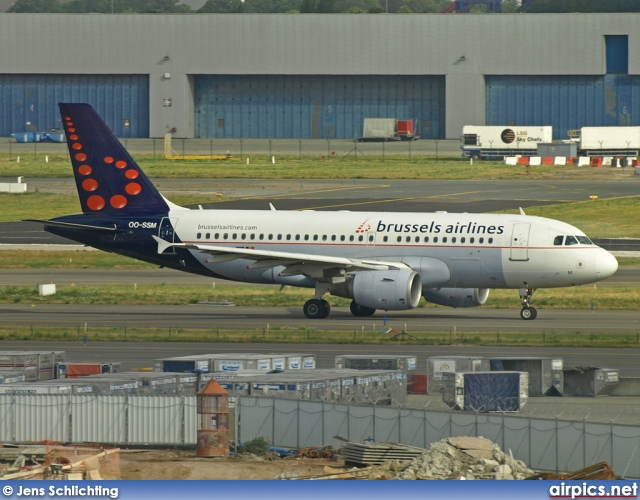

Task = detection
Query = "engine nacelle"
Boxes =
[423,288,489,308]
[351,269,422,310]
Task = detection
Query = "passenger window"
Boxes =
[259,234,264,240]
[277,234,282,240]
[232,233,237,240]
[349,235,355,242]
[241,233,246,240]
[397,236,402,243]
[250,234,255,240]
[223,233,229,240]
[358,235,364,242]
[479,237,484,244]
[433,237,438,243]
[452,237,457,243]
[369,234,374,242]
[197,233,202,239]
[287,234,292,240]
[215,233,220,239]
[415,236,420,243]
[565,236,579,246]
[424,236,429,243]
[295,234,300,241]
[461,237,465,243]
[268,234,273,240]
[304,235,309,241]
[206,233,210,239]
[469,237,474,243]
[554,236,564,246]
[331,235,336,241]
[488,237,494,244]
[442,237,448,243]
[383,236,388,242]
[340,235,345,241]
[406,236,411,243]
[322,235,327,241]
[313,235,318,241]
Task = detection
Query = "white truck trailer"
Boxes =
[576,127,640,156]
[461,125,552,159]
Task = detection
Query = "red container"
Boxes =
[408,374,427,394]
[542,156,554,165]
[591,157,603,167]
[397,119,414,138]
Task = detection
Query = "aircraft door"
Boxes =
[510,223,530,261]
[158,217,178,254]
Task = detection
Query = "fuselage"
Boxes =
[48,208,618,292]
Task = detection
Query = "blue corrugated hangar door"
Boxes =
[194,75,445,139]
[486,75,640,140]
[0,75,149,138]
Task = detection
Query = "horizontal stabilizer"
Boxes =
[24,219,120,232]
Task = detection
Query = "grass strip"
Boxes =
[0,324,638,349]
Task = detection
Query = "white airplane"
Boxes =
[31,104,618,321]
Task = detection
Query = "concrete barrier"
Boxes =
[0,176,26,193]
[611,377,640,396]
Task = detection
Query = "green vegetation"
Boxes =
[0,282,634,309]
[0,324,638,349]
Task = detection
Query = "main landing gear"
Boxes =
[303,299,331,319]
[519,287,537,320]
[303,298,377,319]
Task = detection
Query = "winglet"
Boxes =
[519,207,526,215]
[269,203,277,211]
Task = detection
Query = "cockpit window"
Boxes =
[565,235,579,246]
[576,236,593,245]
[553,236,564,246]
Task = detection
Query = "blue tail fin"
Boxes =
[59,103,169,215]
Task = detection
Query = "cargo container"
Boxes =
[427,356,489,394]
[0,352,39,381]
[489,357,563,396]
[577,127,640,156]
[154,355,214,373]
[562,367,619,397]
[56,362,120,379]
[335,354,417,372]
[358,118,418,142]
[443,371,528,412]
[461,125,553,159]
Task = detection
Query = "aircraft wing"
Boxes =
[152,236,409,277]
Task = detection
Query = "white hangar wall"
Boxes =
[0,13,637,138]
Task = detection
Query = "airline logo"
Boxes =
[355,219,371,233]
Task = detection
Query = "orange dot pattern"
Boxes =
[64,113,143,212]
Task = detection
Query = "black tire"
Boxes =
[319,299,331,318]
[520,306,537,320]
[304,299,327,319]
[350,300,376,317]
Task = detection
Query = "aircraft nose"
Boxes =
[596,250,618,279]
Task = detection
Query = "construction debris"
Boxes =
[527,462,617,480]
[296,436,535,480]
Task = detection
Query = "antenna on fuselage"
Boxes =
[269,203,277,211]
[519,207,526,215]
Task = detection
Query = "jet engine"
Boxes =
[423,287,489,308]
[337,269,422,310]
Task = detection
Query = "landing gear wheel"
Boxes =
[350,300,376,317]
[520,306,537,320]
[304,299,330,319]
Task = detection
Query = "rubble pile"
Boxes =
[345,437,535,480]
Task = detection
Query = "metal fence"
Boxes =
[1,394,639,478]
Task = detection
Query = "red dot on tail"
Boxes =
[104,156,114,164]
[82,179,98,192]
[72,143,83,150]
[115,160,127,169]
[68,128,76,133]
[64,116,71,121]
[87,195,105,211]
[110,195,127,209]
[125,169,138,179]
[125,183,141,195]
[69,134,78,141]
[75,153,87,161]
[66,121,73,126]
[78,165,92,176]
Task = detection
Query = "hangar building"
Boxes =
[0,13,638,140]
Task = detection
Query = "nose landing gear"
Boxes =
[519,287,537,320]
